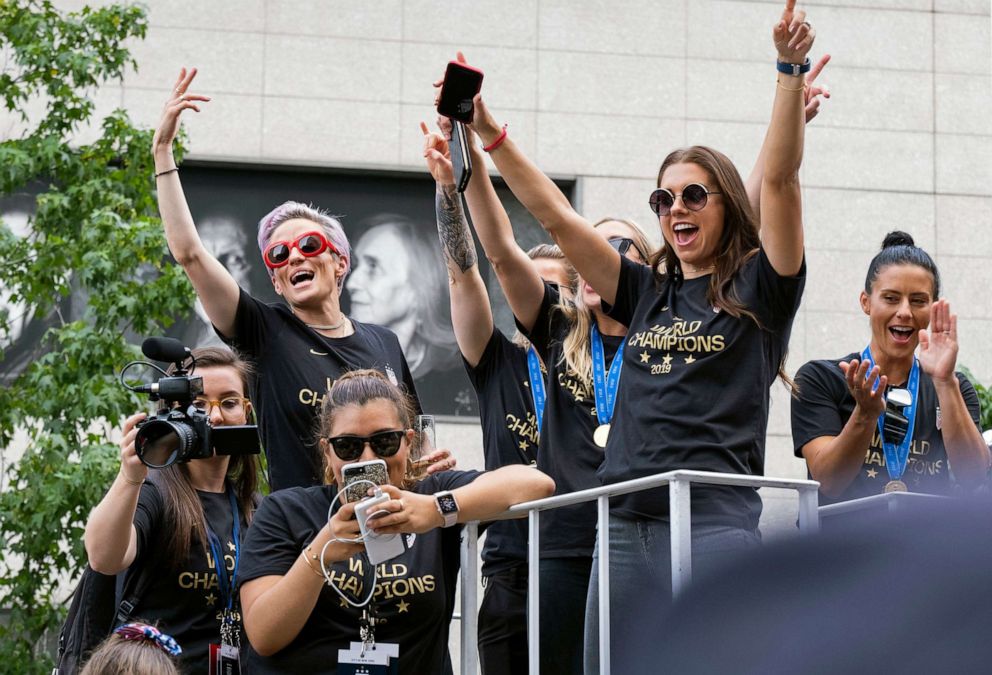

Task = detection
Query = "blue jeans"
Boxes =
[583,516,760,674]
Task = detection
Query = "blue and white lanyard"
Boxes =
[860,346,920,482]
[205,486,241,615]
[591,325,624,426]
[526,346,547,435]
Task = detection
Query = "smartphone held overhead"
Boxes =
[436,61,484,123]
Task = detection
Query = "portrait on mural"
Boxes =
[0,166,573,416]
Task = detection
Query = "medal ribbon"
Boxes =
[860,346,920,482]
[205,485,241,615]
[591,325,624,427]
[526,346,547,437]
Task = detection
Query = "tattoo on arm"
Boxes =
[436,184,478,274]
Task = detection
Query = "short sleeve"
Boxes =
[515,282,563,363]
[604,256,654,327]
[132,482,165,562]
[956,372,984,432]
[217,287,273,356]
[750,248,806,332]
[791,360,847,457]
[464,329,507,390]
[239,492,304,583]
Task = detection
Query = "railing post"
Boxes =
[460,521,479,675]
[597,495,611,675]
[797,487,820,535]
[528,510,540,675]
[669,476,692,597]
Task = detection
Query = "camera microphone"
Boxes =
[142,337,191,364]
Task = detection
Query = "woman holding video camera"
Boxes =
[84,346,260,674]
[152,69,453,492]
[792,232,989,504]
[238,369,554,674]
[450,2,817,669]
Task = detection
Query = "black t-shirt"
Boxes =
[464,329,541,574]
[219,288,420,491]
[520,282,622,558]
[239,471,481,674]
[129,481,247,674]
[792,354,983,505]
[601,250,805,528]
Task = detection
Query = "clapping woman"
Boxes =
[792,232,989,504]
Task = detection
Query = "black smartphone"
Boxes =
[450,121,472,193]
[436,61,484,123]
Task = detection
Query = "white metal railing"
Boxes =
[818,490,948,519]
[457,469,821,675]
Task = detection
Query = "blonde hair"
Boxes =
[318,369,425,488]
[560,218,654,388]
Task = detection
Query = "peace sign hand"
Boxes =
[152,67,210,152]
[421,121,454,185]
[803,54,831,122]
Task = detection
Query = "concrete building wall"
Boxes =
[50,0,992,530]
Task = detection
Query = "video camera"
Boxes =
[119,337,260,468]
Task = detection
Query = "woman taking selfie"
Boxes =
[152,69,453,491]
[792,232,989,504]
[84,347,259,674]
[238,369,554,674]
[454,2,815,668]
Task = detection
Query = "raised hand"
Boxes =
[152,67,210,152]
[839,359,888,422]
[918,299,959,384]
[773,0,816,64]
[421,121,454,185]
[804,53,831,122]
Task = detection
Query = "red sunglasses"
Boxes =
[263,231,338,269]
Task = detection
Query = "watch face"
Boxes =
[437,494,458,513]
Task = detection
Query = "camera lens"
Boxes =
[135,419,197,468]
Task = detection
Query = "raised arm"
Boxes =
[152,68,240,337]
[83,412,148,574]
[421,122,493,367]
[745,54,831,221]
[439,52,622,307]
[758,1,813,277]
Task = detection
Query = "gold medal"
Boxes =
[594,424,611,448]
[884,480,908,493]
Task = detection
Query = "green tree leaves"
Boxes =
[0,3,192,670]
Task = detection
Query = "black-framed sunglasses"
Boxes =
[649,183,722,217]
[326,430,405,461]
[608,237,644,259]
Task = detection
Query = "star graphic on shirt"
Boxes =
[639,351,651,363]
[519,440,529,452]
[866,468,878,479]
[684,354,696,364]
[227,541,236,551]
[340,598,350,608]
[205,593,218,606]
[396,600,410,613]
[662,353,673,366]
[913,476,921,485]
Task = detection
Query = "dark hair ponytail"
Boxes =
[864,230,940,297]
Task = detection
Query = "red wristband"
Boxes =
[483,124,508,153]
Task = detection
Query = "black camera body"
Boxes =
[123,338,260,468]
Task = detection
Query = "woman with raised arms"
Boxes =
[452,2,817,669]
